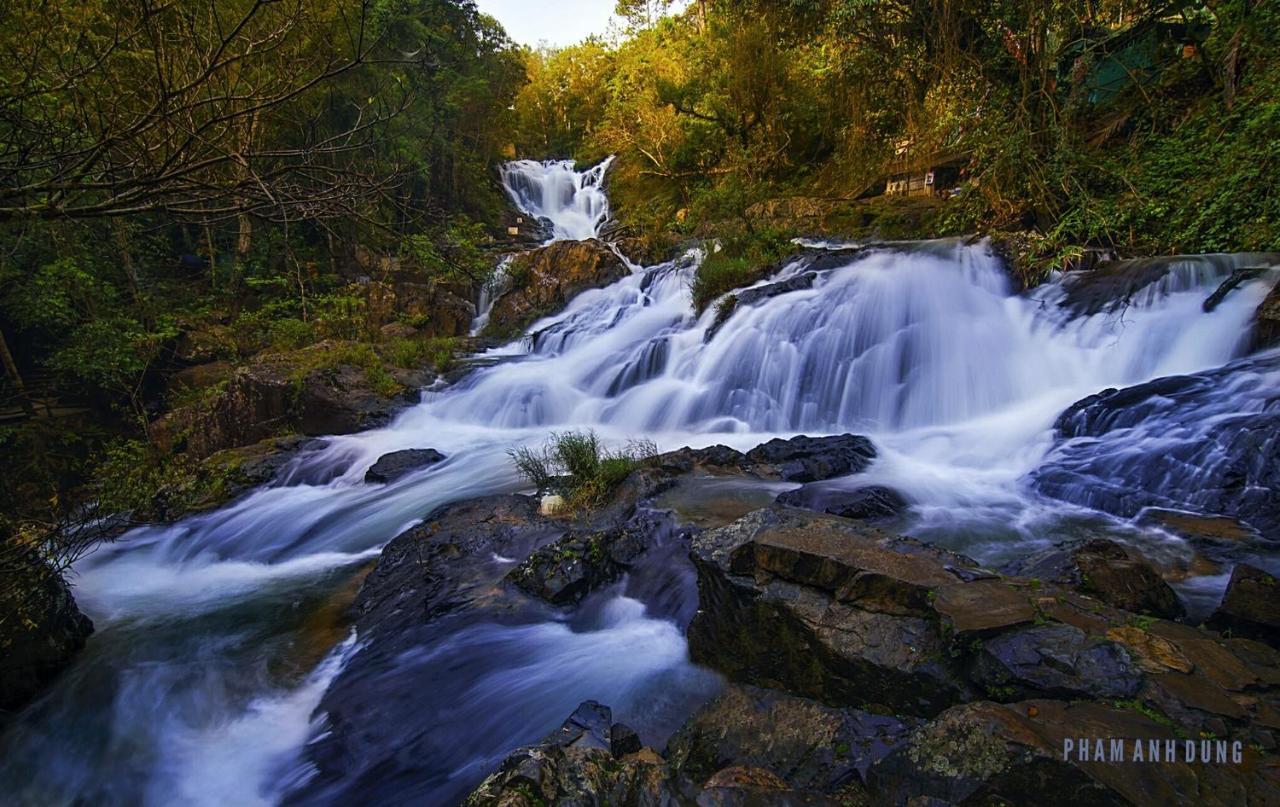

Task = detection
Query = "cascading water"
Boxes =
[2,158,1277,805]
[500,157,614,241]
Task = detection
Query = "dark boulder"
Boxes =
[687,507,977,715]
[545,700,613,752]
[0,558,93,716]
[706,271,818,342]
[1056,253,1278,318]
[1032,352,1280,535]
[1002,538,1184,620]
[363,448,446,484]
[969,623,1142,701]
[665,684,916,795]
[1207,564,1280,646]
[463,701,686,806]
[776,484,908,521]
[508,522,650,606]
[744,434,876,483]
[295,495,569,805]
[1252,278,1280,351]
[610,723,643,758]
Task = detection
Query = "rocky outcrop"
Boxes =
[776,484,908,521]
[463,701,686,806]
[467,687,917,806]
[665,684,916,798]
[363,448,446,484]
[509,518,653,606]
[1254,280,1280,350]
[295,495,570,804]
[0,557,93,716]
[155,342,427,459]
[868,699,1276,805]
[686,507,979,715]
[1056,253,1279,317]
[1033,351,1280,535]
[686,505,1280,750]
[485,239,627,336]
[743,434,876,482]
[1002,538,1184,620]
[1207,564,1280,646]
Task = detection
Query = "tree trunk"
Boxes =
[0,325,36,417]
[112,221,142,305]
[204,220,217,290]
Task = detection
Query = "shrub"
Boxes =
[508,429,658,509]
[690,227,795,312]
[384,336,459,372]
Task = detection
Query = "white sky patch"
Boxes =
[475,0,622,48]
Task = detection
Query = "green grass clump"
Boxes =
[508,429,658,510]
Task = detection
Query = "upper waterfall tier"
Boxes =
[500,157,614,242]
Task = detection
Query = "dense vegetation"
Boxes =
[515,0,1280,269]
[0,0,522,596]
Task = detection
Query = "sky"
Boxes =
[473,0,622,48]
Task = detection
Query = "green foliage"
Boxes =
[401,218,495,285]
[508,430,658,509]
[385,336,459,372]
[691,227,795,312]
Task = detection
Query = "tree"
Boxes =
[0,0,409,224]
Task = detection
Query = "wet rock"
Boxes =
[1137,508,1259,547]
[776,484,908,521]
[1207,564,1280,646]
[706,271,817,341]
[1032,352,1280,535]
[1252,278,1280,351]
[611,723,643,758]
[932,578,1037,634]
[350,495,562,638]
[364,448,446,484]
[687,507,976,715]
[485,239,628,336]
[1003,538,1184,619]
[0,556,94,716]
[665,684,916,794]
[463,701,686,806]
[509,524,647,606]
[868,699,1275,806]
[744,434,876,483]
[969,623,1142,701]
[297,495,569,804]
[546,700,613,751]
[1057,253,1279,317]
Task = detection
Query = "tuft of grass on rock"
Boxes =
[508,429,658,510]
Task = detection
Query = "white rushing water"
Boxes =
[500,157,614,241]
[2,158,1277,805]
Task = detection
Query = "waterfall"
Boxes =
[499,157,614,241]
[4,164,1277,804]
